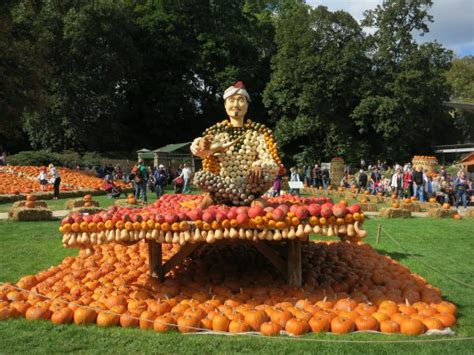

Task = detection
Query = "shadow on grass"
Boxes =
[373,248,423,261]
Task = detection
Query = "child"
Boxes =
[37,167,48,191]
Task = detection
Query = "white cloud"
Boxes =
[306,0,474,56]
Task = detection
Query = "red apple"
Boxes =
[332,203,347,218]
[248,205,264,218]
[320,203,333,218]
[164,213,178,224]
[294,205,308,219]
[61,216,74,225]
[307,204,321,217]
[348,204,361,214]
[236,213,249,225]
[271,208,286,221]
[202,210,216,223]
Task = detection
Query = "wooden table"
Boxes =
[147,238,306,286]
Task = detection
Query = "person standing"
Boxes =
[313,164,322,188]
[37,167,48,192]
[454,172,469,209]
[154,166,167,198]
[391,168,403,199]
[178,163,193,193]
[412,166,425,202]
[403,167,413,198]
[358,169,368,192]
[48,164,61,200]
[134,159,148,204]
[289,167,301,196]
[321,168,330,189]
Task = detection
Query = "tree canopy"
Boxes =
[0,0,467,165]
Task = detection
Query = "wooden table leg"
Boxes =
[253,241,287,279]
[147,240,163,281]
[162,243,200,275]
[287,239,302,286]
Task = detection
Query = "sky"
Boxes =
[307,0,474,57]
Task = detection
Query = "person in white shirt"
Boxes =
[289,167,301,196]
[37,167,48,191]
[48,164,61,199]
[178,163,193,193]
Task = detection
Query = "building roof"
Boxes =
[460,152,474,165]
[139,152,154,159]
[444,101,474,111]
[152,142,191,154]
[136,148,151,153]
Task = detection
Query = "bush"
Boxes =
[7,150,102,168]
[7,150,62,167]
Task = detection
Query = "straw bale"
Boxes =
[379,208,411,219]
[9,207,53,221]
[427,208,456,219]
[360,203,378,212]
[71,206,104,214]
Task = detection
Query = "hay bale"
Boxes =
[417,202,440,211]
[114,199,143,208]
[71,206,104,214]
[11,200,48,209]
[9,207,53,221]
[379,207,411,219]
[369,196,385,204]
[400,203,422,212]
[0,194,23,204]
[464,209,474,218]
[65,198,100,210]
[427,208,456,219]
[360,203,378,212]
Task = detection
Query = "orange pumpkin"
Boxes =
[74,307,97,325]
[96,311,120,327]
[309,315,330,333]
[380,319,400,333]
[244,310,269,331]
[260,321,281,336]
[120,312,140,328]
[400,318,425,335]
[177,315,200,333]
[212,314,230,332]
[331,316,355,334]
[354,315,379,331]
[229,319,251,333]
[285,318,309,336]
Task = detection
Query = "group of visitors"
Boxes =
[36,164,61,199]
[124,160,194,204]
[272,159,473,210]
[357,162,473,209]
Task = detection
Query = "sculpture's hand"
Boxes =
[191,135,213,158]
[209,135,244,156]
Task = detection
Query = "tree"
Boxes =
[352,0,455,161]
[446,56,474,103]
[263,3,370,165]
[0,0,44,152]
[445,56,474,142]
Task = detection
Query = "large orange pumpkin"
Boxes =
[74,307,97,325]
[331,316,355,334]
[260,321,281,336]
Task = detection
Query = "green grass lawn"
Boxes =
[0,217,474,353]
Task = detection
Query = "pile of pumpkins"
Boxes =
[0,240,457,336]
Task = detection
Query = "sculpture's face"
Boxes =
[225,94,248,120]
